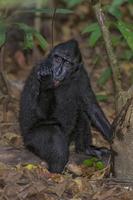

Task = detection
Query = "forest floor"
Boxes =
[0,1,133,199]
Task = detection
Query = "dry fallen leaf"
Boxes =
[73,177,83,192]
[67,163,82,176]
[51,180,67,197]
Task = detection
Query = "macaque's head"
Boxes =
[51,39,82,85]
[38,40,82,87]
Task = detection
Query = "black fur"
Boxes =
[19,39,112,173]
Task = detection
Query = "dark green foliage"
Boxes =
[116,21,133,52]
[82,23,101,47]
[83,157,105,170]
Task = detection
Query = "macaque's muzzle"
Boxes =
[52,62,82,87]
[52,61,67,84]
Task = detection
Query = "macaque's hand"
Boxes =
[37,64,52,81]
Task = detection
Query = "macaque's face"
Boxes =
[51,39,82,86]
[37,40,82,87]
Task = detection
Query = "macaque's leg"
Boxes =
[24,125,69,173]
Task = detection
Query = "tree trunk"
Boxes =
[112,97,133,179]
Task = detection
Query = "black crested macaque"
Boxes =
[19,39,112,173]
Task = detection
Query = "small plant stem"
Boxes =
[51,8,56,48]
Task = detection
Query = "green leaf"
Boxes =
[117,21,133,31]
[24,163,37,170]
[21,8,54,14]
[107,0,126,18]
[83,157,105,170]
[0,22,6,47]
[88,29,101,47]
[97,68,112,86]
[95,161,105,170]
[83,157,98,167]
[20,8,73,14]
[34,31,47,50]
[116,20,133,51]
[16,23,47,50]
[16,23,34,49]
[24,31,34,49]
[82,23,101,47]
[56,8,73,14]
[63,0,83,8]
[82,23,100,34]
[83,159,93,167]
[108,6,122,18]
[96,94,108,102]
[16,23,30,31]
[111,0,126,7]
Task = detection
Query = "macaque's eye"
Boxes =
[65,60,70,65]
[65,60,74,67]
[54,55,62,63]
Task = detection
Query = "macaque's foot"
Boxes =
[85,146,111,159]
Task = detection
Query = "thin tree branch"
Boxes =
[93,2,122,96]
